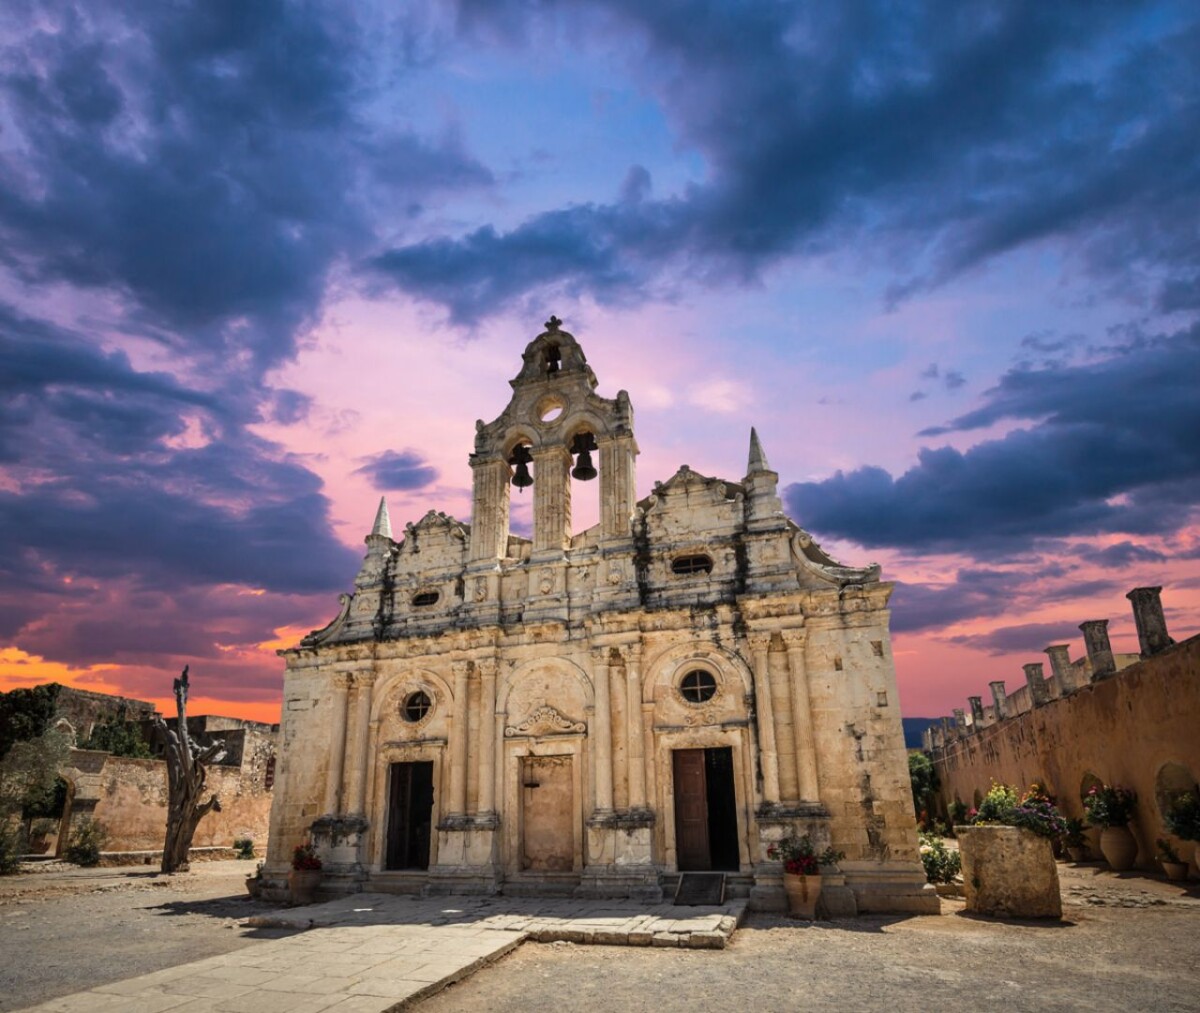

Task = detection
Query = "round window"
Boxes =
[679,670,717,704]
[402,691,432,723]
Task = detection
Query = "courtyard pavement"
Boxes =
[16,893,747,1013]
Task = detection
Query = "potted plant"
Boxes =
[957,783,1064,919]
[246,861,265,899]
[1164,790,1200,869]
[1156,838,1189,882]
[1061,818,1089,862]
[767,833,843,919]
[289,842,322,905]
[1083,785,1137,871]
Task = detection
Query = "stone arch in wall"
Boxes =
[1080,770,1103,804]
[497,657,593,723]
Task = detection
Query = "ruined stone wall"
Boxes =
[59,725,277,856]
[930,633,1200,872]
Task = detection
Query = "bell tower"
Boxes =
[466,318,638,592]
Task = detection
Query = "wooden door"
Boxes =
[521,755,574,872]
[673,748,711,871]
[385,761,433,870]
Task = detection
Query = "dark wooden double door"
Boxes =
[672,747,739,872]
[385,761,434,870]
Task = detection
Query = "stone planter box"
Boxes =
[957,826,1061,920]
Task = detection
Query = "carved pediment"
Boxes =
[505,703,586,738]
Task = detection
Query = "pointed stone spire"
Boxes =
[748,427,771,473]
[370,496,392,540]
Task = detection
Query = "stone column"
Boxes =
[748,635,780,805]
[347,673,376,814]
[953,708,966,735]
[968,696,984,725]
[477,659,497,815]
[448,661,471,816]
[1126,586,1175,657]
[1044,645,1075,694]
[324,673,351,814]
[1023,663,1049,707]
[784,637,819,800]
[591,648,613,813]
[468,457,511,562]
[625,647,646,810]
[1079,619,1115,680]
[532,446,572,556]
[598,434,637,543]
[988,681,1007,720]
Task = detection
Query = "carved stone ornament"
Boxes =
[474,578,487,602]
[607,568,622,586]
[505,703,587,738]
[539,577,553,595]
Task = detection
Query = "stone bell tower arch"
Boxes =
[467,317,638,573]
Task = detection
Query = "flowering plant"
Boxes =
[970,783,1066,839]
[291,841,322,871]
[767,834,844,876]
[1082,785,1136,829]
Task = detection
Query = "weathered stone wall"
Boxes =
[58,721,277,855]
[930,632,1200,872]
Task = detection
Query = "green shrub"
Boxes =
[65,819,108,867]
[1164,791,1200,842]
[233,837,255,860]
[973,783,1018,824]
[971,783,1066,839]
[918,831,961,884]
[0,820,22,875]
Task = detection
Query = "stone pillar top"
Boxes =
[1079,618,1116,679]
[1126,586,1175,658]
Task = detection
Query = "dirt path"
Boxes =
[417,865,1200,1013]
[0,860,291,1012]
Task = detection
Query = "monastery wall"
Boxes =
[926,588,1200,873]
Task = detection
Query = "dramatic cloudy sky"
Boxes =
[2,1,1198,722]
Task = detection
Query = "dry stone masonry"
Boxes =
[267,319,936,913]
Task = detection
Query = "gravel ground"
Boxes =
[417,865,1200,1013]
[0,860,292,1012]
[1,860,1197,1013]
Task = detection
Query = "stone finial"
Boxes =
[968,696,984,724]
[1126,586,1175,658]
[1043,644,1074,694]
[370,496,392,540]
[1023,662,1049,706]
[1079,619,1115,680]
[989,680,1008,719]
[747,427,771,473]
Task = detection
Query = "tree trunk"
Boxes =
[153,667,224,874]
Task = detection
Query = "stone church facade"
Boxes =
[265,319,935,913]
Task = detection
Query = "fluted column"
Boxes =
[749,635,780,804]
[625,646,646,810]
[324,673,351,814]
[477,659,497,814]
[532,446,572,555]
[448,661,471,815]
[468,457,511,562]
[348,672,375,814]
[591,648,613,812]
[598,434,637,542]
[784,636,819,800]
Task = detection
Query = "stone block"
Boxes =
[958,825,1062,919]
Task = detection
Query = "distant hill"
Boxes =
[902,717,937,750]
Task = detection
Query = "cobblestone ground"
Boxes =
[417,865,1200,1013]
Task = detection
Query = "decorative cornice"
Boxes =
[505,703,586,738]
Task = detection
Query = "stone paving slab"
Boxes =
[17,894,747,1013]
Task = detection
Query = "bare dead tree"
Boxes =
[153,666,224,873]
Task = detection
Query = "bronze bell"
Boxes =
[571,433,598,481]
[510,444,534,490]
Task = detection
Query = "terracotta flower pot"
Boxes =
[1161,860,1189,882]
[288,868,322,906]
[783,873,822,919]
[1065,846,1088,863]
[1099,826,1138,871]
